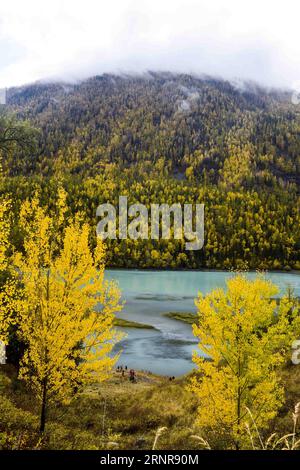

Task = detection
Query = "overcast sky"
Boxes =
[0,0,300,89]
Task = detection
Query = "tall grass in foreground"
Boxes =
[152,427,167,450]
[245,404,300,450]
[187,404,300,450]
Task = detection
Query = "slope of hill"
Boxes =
[5,73,300,187]
[1,73,299,270]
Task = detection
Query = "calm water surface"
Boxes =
[105,270,300,376]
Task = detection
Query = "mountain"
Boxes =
[5,72,300,188]
[1,73,299,271]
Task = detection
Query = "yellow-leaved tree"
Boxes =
[14,190,123,432]
[0,198,10,345]
[0,196,19,348]
[190,274,300,449]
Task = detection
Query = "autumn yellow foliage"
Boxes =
[0,198,19,345]
[13,189,123,431]
[190,275,300,449]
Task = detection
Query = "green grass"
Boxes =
[114,318,155,329]
[164,312,197,325]
[1,363,300,450]
[0,366,198,450]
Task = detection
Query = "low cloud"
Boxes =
[0,0,299,89]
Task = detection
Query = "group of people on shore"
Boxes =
[116,365,176,383]
[116,365,136,382]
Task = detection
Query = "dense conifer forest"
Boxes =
[1,73,299,269]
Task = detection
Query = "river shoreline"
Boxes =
[108,269,300,376]
[107,267,300,274]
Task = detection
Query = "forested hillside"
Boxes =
[5,73,300,183]
[1,73,300,270]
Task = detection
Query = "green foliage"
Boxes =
[114,318,154,329]
[164,312,197,324]
[6,74,300,185]
[0,110,39,174]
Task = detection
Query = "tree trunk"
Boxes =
[40,378,47,433]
